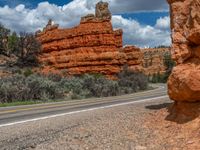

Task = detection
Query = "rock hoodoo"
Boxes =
[95,1,111,20]
[37,2,143,78]
[167,0,200,102]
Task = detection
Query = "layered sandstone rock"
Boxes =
[37,2,143,77]
[142,48,170,75]
[167,0,200,102]
[123,46,143,71]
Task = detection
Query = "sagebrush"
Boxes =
[0,70,148,103]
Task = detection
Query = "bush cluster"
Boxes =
[118,68,148,93]
[149,72,167,83]
[0,23,41,67]
[59,74,121,99]
[0,74,63,103]
[0,69,149,104]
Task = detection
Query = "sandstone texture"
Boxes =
[37,2,143,78]
[123,45,143,72]
[167,0,200,102]
[142,48,170,75]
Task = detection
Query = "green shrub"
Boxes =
[23,68,33,77]
[26,74,63,100]
[118,66,148,93]
[81,74,120,97]
[0,70,149,103]
[0,74,63,103]
[47,73,62,82]
[0,74,27,103]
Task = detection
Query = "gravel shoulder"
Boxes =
[0,97,198,150]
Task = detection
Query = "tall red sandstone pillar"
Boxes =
[167,0,200,102]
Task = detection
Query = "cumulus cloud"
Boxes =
[0,1,94,32]
[112,15,171,47]
[155,16,170,30]
[0,0,171,47]
[68,0,169,14]
[15,4,25,12]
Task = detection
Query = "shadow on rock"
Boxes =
[164,101,200,124]
[146,101,200,124]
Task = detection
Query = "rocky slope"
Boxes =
[36,2,143,78]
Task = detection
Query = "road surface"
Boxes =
[0,84,167,128]
[0,84,171,150]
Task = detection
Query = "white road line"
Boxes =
[0,85,165,111]
[0,95,168,128]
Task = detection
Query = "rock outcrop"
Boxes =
[167,0,200,102]
[37,2,143,78]
[95,1,111,20]
[142,48,170,75]
[123,46,143,71]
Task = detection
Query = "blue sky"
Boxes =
[0,0,72,8]
[0,0,171,47]
[122,12,169,26]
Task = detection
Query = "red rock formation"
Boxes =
[123,46,143,71]
[167,0,200,102]
[37,2,143,77]
[142,48,170,75]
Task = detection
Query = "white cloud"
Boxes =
[155,16,170,30]
[0,0,171,47]
[15,4,25,12]
[0,1,95,32]
[112,15,171,47]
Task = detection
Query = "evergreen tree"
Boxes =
[0,24,10,55]
[8,32,19,54]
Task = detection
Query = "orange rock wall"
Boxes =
[167,0,200,102]
[37,1,169,78]
[37,19,143,77]
[37,22,168,77]
[123,46,143,71]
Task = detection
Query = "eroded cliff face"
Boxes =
[37,2,143,78]
[123,46,143,72]
[167,0,200,102]
[142,48,170,75]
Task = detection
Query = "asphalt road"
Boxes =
[0,84,167,128]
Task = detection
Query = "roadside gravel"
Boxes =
[0,97,186,150]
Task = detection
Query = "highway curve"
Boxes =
[0,84,167,128]
[0,84,170,150]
